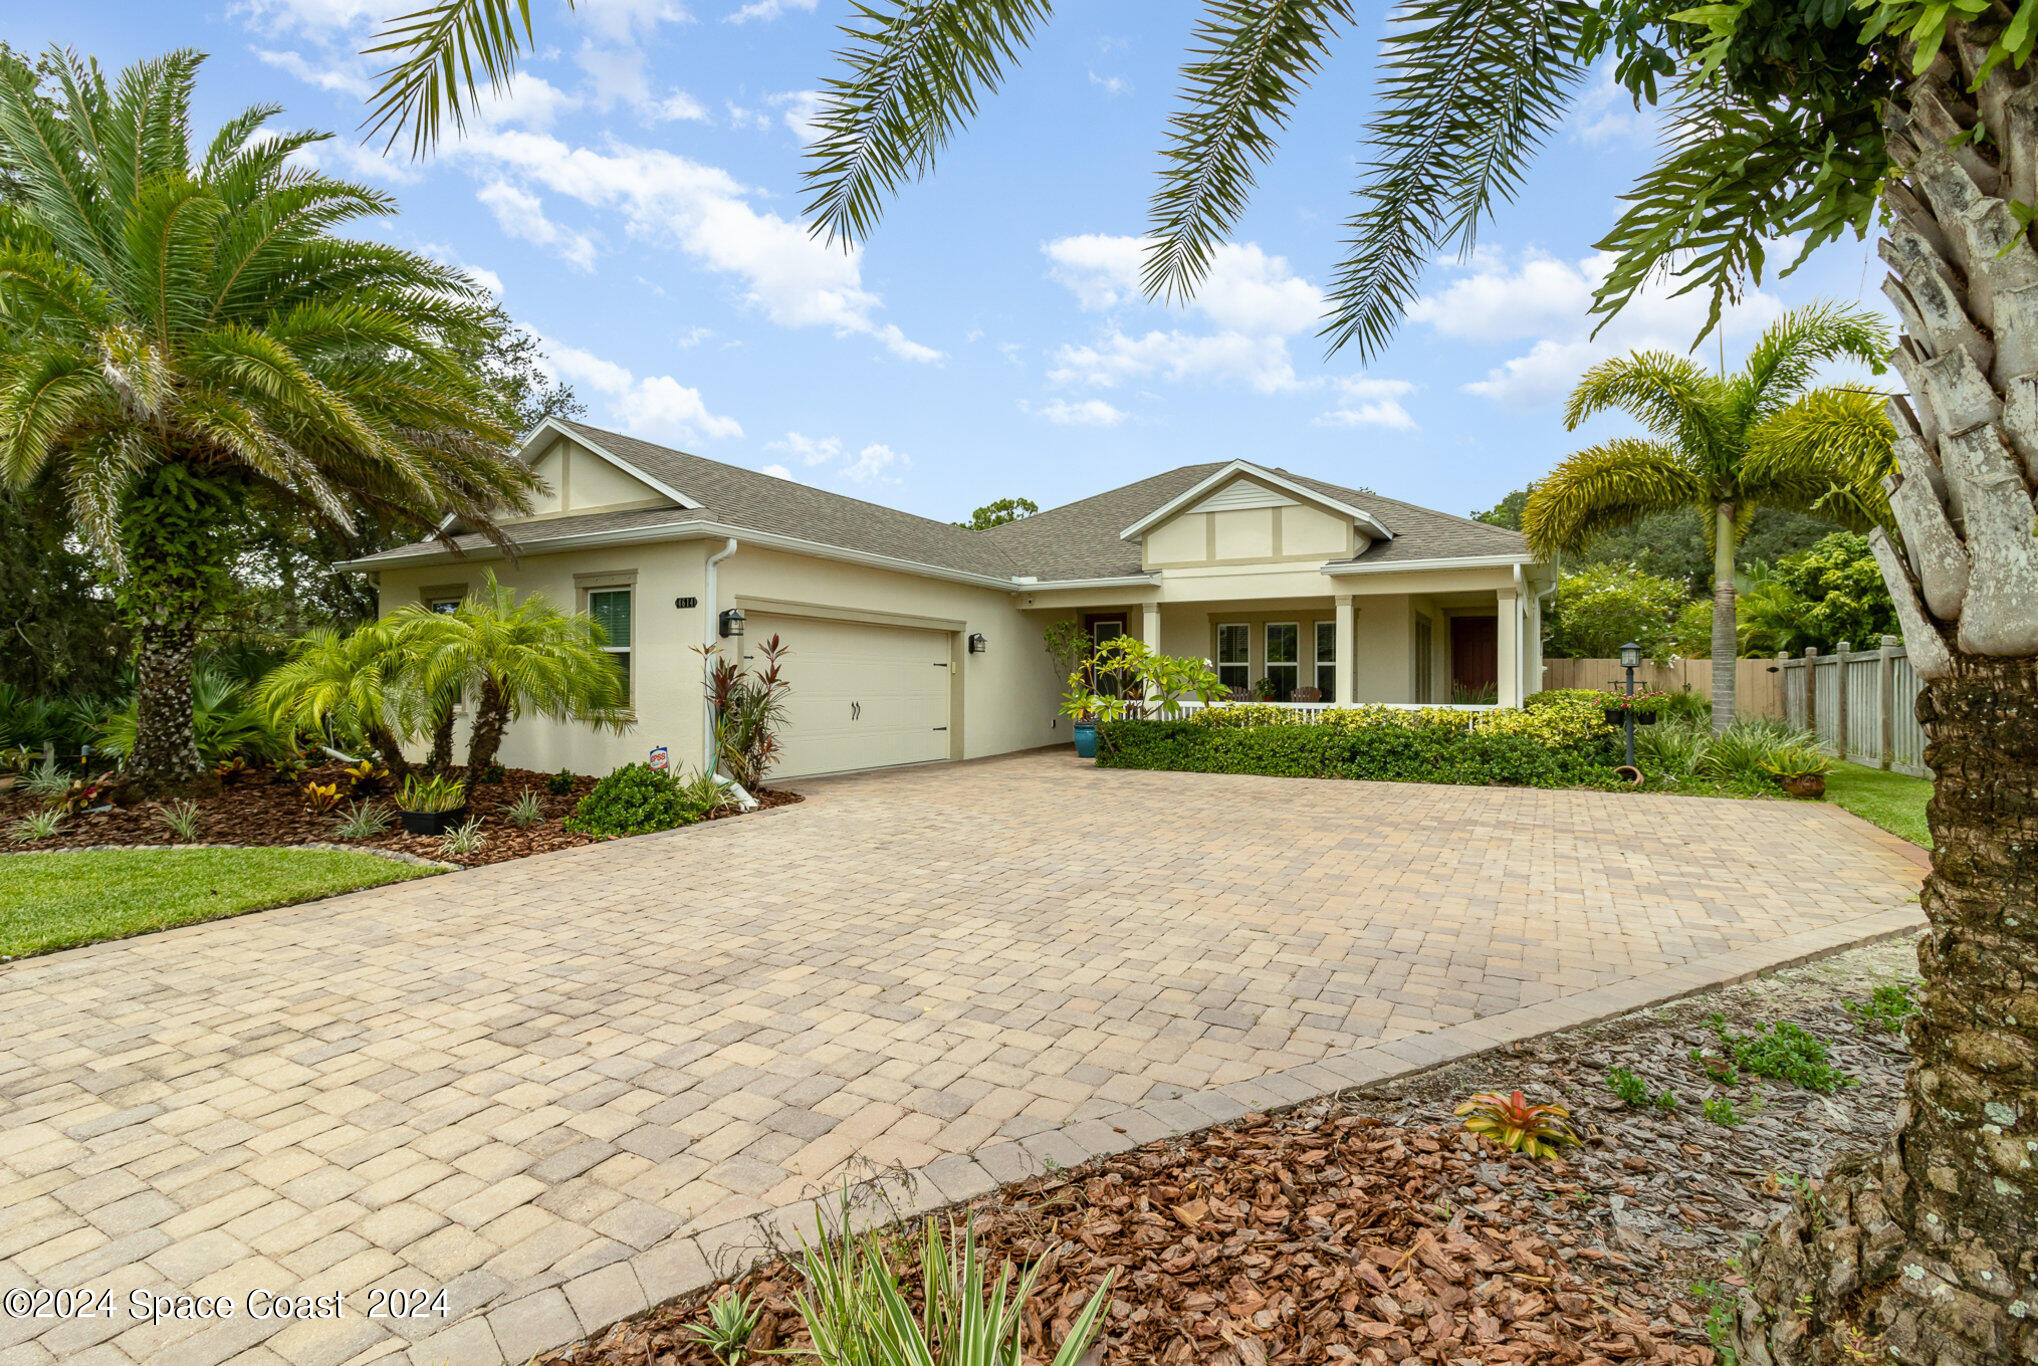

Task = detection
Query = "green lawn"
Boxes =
[0,848,439,959]
[1823,762,1932,848]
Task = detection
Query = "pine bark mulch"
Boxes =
[1,764,802,868]
[543,1112,1713,1366]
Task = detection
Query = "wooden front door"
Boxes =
[1450,616,1498,700]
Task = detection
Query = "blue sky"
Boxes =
[21,0,1892,525]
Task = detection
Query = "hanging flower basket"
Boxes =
[1603,691,1668,728]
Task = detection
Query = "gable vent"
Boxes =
[1187,480,1298,515]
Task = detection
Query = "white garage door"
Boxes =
[743,615,953,778]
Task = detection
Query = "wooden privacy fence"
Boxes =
[1779,636,1930,777]
[1540,656,1786,719]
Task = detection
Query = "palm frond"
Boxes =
[1741,386,1896,530]
[1322,0,1585,359]
[802,0,1055,248]
[1519,436,1700,558]
[361,0,575,157]
[1142,0,1353,304]
[1731,300,1889,422]
[1563,350,1726,452]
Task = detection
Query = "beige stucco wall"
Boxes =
[371,538,1066,778]
[1140,476,1358,570]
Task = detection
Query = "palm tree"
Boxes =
[1521,304,1895,732]
[401,573,631,798]
[256,622,424,783]
[365,6,2035,1365]
[0,48,539,789]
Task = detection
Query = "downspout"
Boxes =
[703,538,757,810]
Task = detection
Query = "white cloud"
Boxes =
[419,242,503,297]
[1089,71,1131,96]
[292,134,422,185]
[253,48,369,96]
[764,432,906,483]
[578,0,691,40]
[447,129,940,360]
[842,443,907,483]
[1028,398,1128,427]
[771,90,826,143]
[541,336,742,445]
[1042,235,1338,393]
[1410,249,1786,408]
[766,432,841,466]
[1317,375,1418,431]
[653,90,711,122]
[1570,68,1659,147]
[728,0,815,20]
[477,180,600,271]
[231,0,387,32]
[760,463,794,479]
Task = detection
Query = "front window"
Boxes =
[1265,623,1299,701]
[426,596,462,614]
[588,588,633,700]
[1315,620,1336,700]
[1216,623,1249,694]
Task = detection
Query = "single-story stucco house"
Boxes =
[343,419,1552,780]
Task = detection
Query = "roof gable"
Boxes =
[1118,461,1392,543]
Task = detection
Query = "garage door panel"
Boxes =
[744,615,951,778]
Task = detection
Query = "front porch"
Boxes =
[1035,581,1543,708]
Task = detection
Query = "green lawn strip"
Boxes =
[0,847,440,959]
[1822,762,1932,848]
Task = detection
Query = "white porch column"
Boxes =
[1495,587,1522,708]
[1525,582,1544,699]
[1141,601,1161,649]
[1334,594,1355,705]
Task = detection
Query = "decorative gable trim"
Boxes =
[437,418,699,535]
[1185,480,1298,515]
[1118,460,1392,542]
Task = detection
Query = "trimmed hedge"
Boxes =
[1095,717,1622,788]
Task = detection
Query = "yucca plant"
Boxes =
[18,758,71,803]
[686,1289,762,1366]
[330,799,393,840]
[1455,1090,1578,1159]
[793,1212,1114,1366]
[8,808,63,842]
[0,47,538,788]
[153,798,201,841]
[506,791,544,828]
[438,818,487,858]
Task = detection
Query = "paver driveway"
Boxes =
[0,753,1924,1366]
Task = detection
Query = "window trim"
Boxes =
[1215,622,1250,694]
[1264,621,1300,701]
[585,585,634,700]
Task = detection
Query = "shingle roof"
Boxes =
[349,423,1528,579]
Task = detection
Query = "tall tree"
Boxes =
[0,48,538,789]
[1520,304,1896,730]
[366,3,2038,1363]
[956,496,1037,529]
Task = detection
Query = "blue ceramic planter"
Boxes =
[1073,721,1099,759]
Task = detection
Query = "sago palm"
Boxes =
[399,573,632,797]
[0,48,538,788]
[356,3,2035,1363]
[1521,303,1895,732]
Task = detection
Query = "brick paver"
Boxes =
[0,753,1924,1365]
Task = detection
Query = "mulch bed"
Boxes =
[541,940,1919,1366]
[1,764,802,868]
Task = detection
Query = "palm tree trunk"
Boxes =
[124,619,204,788]
[1732,23,2036,1366]
[427,705,456,775]
[363,719,412,785]
[1710,502,1738,733]
[461,677,507,800]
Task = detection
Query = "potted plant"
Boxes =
[396,772,468,834]
[1059,680,1125,759]
[1761,744,1836,798]
[1602,690,1668,727]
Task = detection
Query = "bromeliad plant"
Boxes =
[395,773,466,815]
[1455,1090,1580,1159]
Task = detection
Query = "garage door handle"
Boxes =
[932,726,947,732]
[850,701,860,721]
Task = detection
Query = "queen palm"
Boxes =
[1521,304,1895,732]
[0,48,538,788]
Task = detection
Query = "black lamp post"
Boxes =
[1617,640,1642,769]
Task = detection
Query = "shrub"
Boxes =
[9,809,63,842]
[19,758,72,803]
[396,773,466,813]
[1703,1096,1743,1127]
[546,768,576,795]
[96,667,292,768]
[1699,719,1819,784]
[507,791,545,827]
[1099,716,1617,788]
[440,819,488,858]
[1844,982,1917,1034]
[565,763,729,837]
[1709,1014,1852,1093]
[1637,716,1712,777]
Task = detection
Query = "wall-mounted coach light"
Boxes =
[720,608,747,638]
